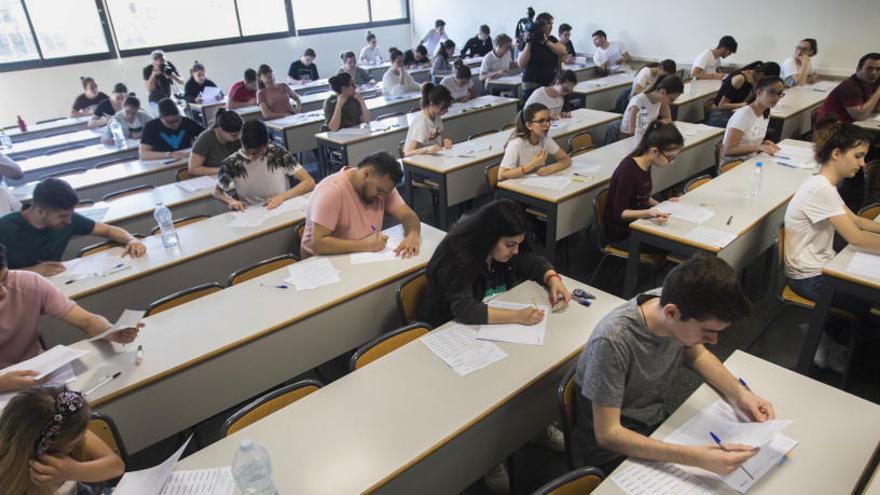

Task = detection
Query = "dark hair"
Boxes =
[303,48,316,58]
[112,82,128,94]
[644,73,684,95]
[328,71,353,93]
[750,76,785,116]
[727,60,763,81]
[240,120,269,150]
[559,23,572,34]
[592,30,607,39]
[191,61,205,73]
[759,61,780,77]
[659,59,677,74]
[80,76,95,89]
[536,12,553,23]
[495,33,512,47]
[512,103,549,140]
[438,40,456,62]
[718,35,738,53]
[366,31,376,42]
[357,151,403,183]
[0,242,6,269]
[214,108,243,133]
[479,24,490,35]
[341,51,356,61]
[416,45,428,57]
[244,68,257,83]
[123,94,140,109]
[555,69,577,85]
[453,59,472,80]
[435,19,445,28]
[157,98,179,117]
[420,82,453,111]
[802,38,818,56]
[629,121,684,157]
[857,52,880,70]
[526,7,535,17]
[388,48,405,64]
[812,120,871,165]
[660,253,750,322]
[33,178,79,211]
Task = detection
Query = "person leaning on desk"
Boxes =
[139,98,204,161]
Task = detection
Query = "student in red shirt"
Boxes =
[227,68,259,110]
[818,53,880,124]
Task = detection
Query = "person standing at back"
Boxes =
[517,12,567,101]
[419,19,449,57]
[143,49,184,115]
[691,36,738,80]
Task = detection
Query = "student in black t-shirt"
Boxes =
[139,98,204,161]
[404,45,430,68]
[558,23,576,64]
[287,48,320,83]
[517,12,567,100]
[184,61,221,104]
[143,49,184,116]
[460,25,493,58]
[88,83,128,128]
[70,77,109,118]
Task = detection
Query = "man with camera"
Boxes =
[143,49,184,116]
[517,12,567,101]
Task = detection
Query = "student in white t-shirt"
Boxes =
[721,76,784,160]
[403,83,454,156]
[480,34,514,82]
[631,59,677,96]
[383,48,422,96]
[691,35,738,80]
[524,70,577,119]
[498,103,571,181]
[591,30,630,73]
[621,74,683,138]
[0,152,23,215]
[419,19,448,56]
[781,38,819,87]
[359,31,383,65]
[440,61,477,102]
[783,121,880,372]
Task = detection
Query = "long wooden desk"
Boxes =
[573,72,635,112]
[7,128,103,160]
[594,350,880,495]
[6,116,92,142]
[672,79,723,123]
[175,277,623,494]
[855,114,880,134]
[12,140,141,185]
[769,84,828,140]
[66,223,445,453]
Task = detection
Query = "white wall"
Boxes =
[1,24,411,124]
[411,0,879,77]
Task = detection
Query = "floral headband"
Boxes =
[34,390,86,457]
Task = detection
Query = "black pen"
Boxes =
[726,215,733,225]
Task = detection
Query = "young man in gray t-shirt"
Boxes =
[574,254,775,476]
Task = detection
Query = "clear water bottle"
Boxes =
[745,161,763,198]
[109,119,126,149]
[231,439,277,495]
[688,80,697,96]
[0,129,12,152]
[634,106,649,142]
[153,203,179,248]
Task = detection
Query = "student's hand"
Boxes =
[758,143,778,155]
[546,278,572,305]
[362,232,389,252]
[394,233,420,258]
[424,144,442,154]
[171,150,190,159]
[668,196,680,203]
[530,149,548,169]
[560,111,572,119]
[104,322,143,345]
[195,97,204,104]
[264,195,287,210]
[442,138,453,150]
[338,92,350,104]
[31,261,66,277]
[515,306,545,325]
[647,207,670,224]
[131,131,142,140]
[123,239,146,258]
[30,454,79,484]
[0,370,47,393]
[734,391,776,422]
[536,166,555,177]
[693,444,759,475]
[227,200,247,211]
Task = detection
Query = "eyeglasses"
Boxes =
[530,118,551,125]
[765,89,786,97]
[659,150,678,163]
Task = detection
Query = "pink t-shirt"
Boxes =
[301,168,405,257]
[0,271,75,368]
[257,83,295,115]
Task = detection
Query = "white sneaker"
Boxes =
[826,342,849,375]
[812,333,833,370]
[484,463,510,494]
[530,422,566,453]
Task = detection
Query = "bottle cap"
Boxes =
[756,161,763,167]
[238,438,254,449]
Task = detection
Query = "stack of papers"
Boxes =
[686,226,738,249]
[77,203,110,222]
[0,346,89,408]
[613,460,715,495]
[198,86,223,102]
[521,176,572,190]
[283,257,341,290]
[176,176,216,193]
[846,252,880,279]
[477,301,548,345]
[227,198,307,228]
[421,324,507,376]
[808,80,838,92]
[115,437,235,495]
[657,201,715,224]
[349,226,409,264]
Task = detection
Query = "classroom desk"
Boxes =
[671,79,723,123]
[593,350,880,495]
[622,139,814,297]
[769,84,828,140]
[187,99,226,127]
[572,72,635,112]
[366,62,432,82]
[855,114,880,134]
[12,140,140,185]
[66,223,445,453]
[483,61,599,98]
[230,105,264,122]
[497,122,721,261]
[564,57,599,82]
[7,128,103,160]
[5,116,92,142]
[175,277,623,494]
[402,108,621,229]
[298,86,382,114]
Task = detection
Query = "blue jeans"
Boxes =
[788,275,871,323]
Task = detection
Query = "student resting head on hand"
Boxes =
[403,83,453,156]
[498,102,572,181]
[383,48,423,96]
[620,74,683,138]
[707,61,780,128]
[325,71,371,131]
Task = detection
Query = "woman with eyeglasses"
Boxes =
[620,74,683,138]
[215,120,315,211]
[604,121,684,250]
[781,39,819,87]
[721,76,785,161]
[99,94,152,145]
[403,83,454,156]
[706,61,780,128]
[188,109,243,176]
[524,69,577,120]
[497,103,571,181]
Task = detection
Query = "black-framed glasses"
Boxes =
[659,150,678,163]
[766,89,786,97]
[530,118,551,125]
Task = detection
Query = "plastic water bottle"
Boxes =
[745,161,763,198]
[153,203,179,248]
[109,119,126,149]
[0,129,12,152]
[634,106,649,142]
[231,439,277,495]
[689,80,697,96]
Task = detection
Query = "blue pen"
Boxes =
[738,377,751,391]
[710,432,754,479]
[260,283,289,289]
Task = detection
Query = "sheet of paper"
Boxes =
[0,345,91,380]
[657,201,715,224]
[521,176,572,190]
[612,460,715,495]
[771,144,818,169]
[665,399,792,449]
[421,324,507,376]
[846,252,880,279]
[439,141,495,157]
[87,309,145,342]
[720,434,798,493]
[159,467,234,495]
[570,162,602,177]
[227,199,304,228]
[199,86,223,102]
[77,203,110,222]
[808,80,838,92]
[686,226,737,249]
[477,301,548,346]
[331,126,373,136]
[115,437,192,495]
[176,176,217,193]
[62,253,127,278]
[349,225,408,264]
[0,363,77,409]
[283,257,341,290]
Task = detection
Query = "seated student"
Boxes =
[100,95,152,145]
[604,122,684,250]
[300,151,421,258]
[70,77,109,118]
[139,98,204,160]
[432,40,457,79]
[691,35,738,80]
[781,38,819,87]
[403,83,454,156]
[0,153,23,216]
[440,61,477,102]
[227,68,259,110]
[460,25,493,58]
[419,19,449,57]
[558,23,577,65]
[383,48,423,96]
[620,74,683,138]
[0,386,126,493]
[631,59,677,97]
[215,120,314,211]
[404,45,430,68]
[0,178,146,275]
[479,34,514,83]
[721,76,785,161]
[817,52,880,124]
[784,121,880,373]
[288,48,320,83]
[707,61,780,128]
[89,83,128,128]
[325,72,371,131]
[338,51,375,85]
[184,61,221,104]
[591,30,630,74]
[188,109,243,176]
[359,31,383,65]
[257,64,301,120]
[524,69,577,120]
[498,103,572,181]
[574,253,770,475]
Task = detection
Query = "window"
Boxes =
[236,0,289,36]
[0,1,39,63]
[369,0,405,22]
[26,0,109,58]
[291,0,368,31]
[106,0,240,51]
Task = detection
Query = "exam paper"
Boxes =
[176,176,217,193]
[686,226,737,249]
[808,80,838,92]
[771,143,818,169]
[421,324,507,376]
[87,309,145,342]
[612,460,714,495]
[521,176,572,190]
[77,203,110,222]
[0,345,91,381]
[0,363,77,409]
[159,467,234,495]
[227,198,305,228]
[477,301,548,346]
[571,162,602,176]
[115,437,192,495]
[349,225,408,264]
[657,201,715,224]
[284,257,341,290]
[63,253,127,278]
[439,141,494,157]
[199,86,223,102]
[846,252,880,279]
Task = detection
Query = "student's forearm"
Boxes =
[311,235,371,255]
[213,188,239,206]
[67,454,125,483]
[284,177,315,198]
[796,63,810,86]
[139,148,171,160]
[360,101,371,122]
[620,208,656,221]
[79,314,112,338]
[487,307,524,324]
[328,104,344,131]
[189,164,217,176]
[685,345,741,401]
[598,422,703,466]
[103,225,136,245]
[0,160,23,180]
[854,214,880,233]
[851,91,880,121]
[399,210,421,237]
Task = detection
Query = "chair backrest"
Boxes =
[558,366,579,470]
[349,322,431,371]
[532,466,605,495]
[568,132,594,155]
[145,282,224,317]
[468,129,495,141]
[717,159,743,176]
[684,174,712,193]
[501,122,516,131]
[398,139,406,159]
[485,163,500,195]
[175,167,194,182]
[592,188,610,251]
[103,184,155,202]
[222,379,322,436]
[857,202,880,221]
[149,214,209,235]
[89,413,129,466]
[41,168,87,181]
[227,254,298,286]
[395,269,427,324]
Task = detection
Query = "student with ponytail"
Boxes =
[403,83,453,156]
[706,61,780,128]
[382,48,422,96]
[524,69,577,119]
[439,60,476,102]
[498,103,571,181]
[324,72,371,131]
[620,74,683,138]
[604,121,684,249]
[70,77,108,118]
[431,40,457,79]
[189,108,243,176]
[721,76,785,161]
[338,51,375,85]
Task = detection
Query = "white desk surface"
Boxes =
[8,128,103,156]
[822,244,880,291]
[674,79,723,107]
[17,140,139,175]
[6,116,91,137]
[573,72,634,95]
[769,84,828,120]
[866,460,880,495]
[855,114,880,133]
[79,176,216,226]
[231,105,263,118]
[594,350,880,495]
[629,139,814,251]
[175,276,624,494]
[287,77,331,92]
[485,74,523,87]
[187,98,226,111]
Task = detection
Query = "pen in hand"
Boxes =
[709,432,755,480]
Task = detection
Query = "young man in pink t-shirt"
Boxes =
[301,151,421,258]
